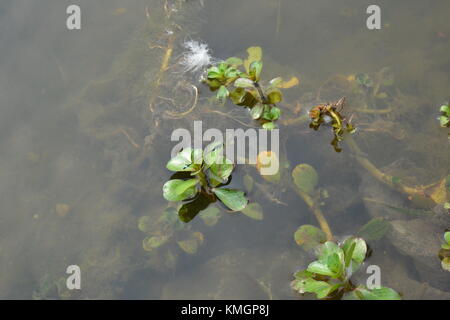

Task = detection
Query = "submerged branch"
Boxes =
[346,136,434,201]
[294,187,333,241]
[148,34,176,113]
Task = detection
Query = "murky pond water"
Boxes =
[0,0,449,299]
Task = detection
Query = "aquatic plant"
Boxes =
[439,231,450,272]
[163,143,248,219]
[294,225,328,251]
[294,218,390,252]
[32,275,70,300]
[308,97,356,152]
[204,46,298,130]
[139,207,206,260]
[291,237,401,300]
[346,136,449,208]
[438,104,450,138]
[291,163,333,240]
[441,231,450,250]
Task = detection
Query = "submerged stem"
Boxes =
[197,170,210,193]
[294,188,333,241]
[254,81,269,104]
[346,136,424,197]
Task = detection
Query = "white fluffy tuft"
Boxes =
[179,40,214,74]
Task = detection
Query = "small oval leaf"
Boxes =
[213,188,248,211]
[241,202,264,220]
[163,179,198,202]
[234,78,255,88]
[292,164,319,195]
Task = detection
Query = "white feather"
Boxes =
[179,40,214,74]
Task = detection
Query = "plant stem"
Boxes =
[148,34,175,112]
[345,136,424,197]
[197,170,211,194]
[254,81,269,104]
[294,188,333,241]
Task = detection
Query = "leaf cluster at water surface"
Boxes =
[163,144,248,220]
[291,237,401,300]
[440,231,450,272]
[204,47,299,130]
[439,104,450,128]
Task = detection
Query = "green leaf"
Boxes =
[343,242,356,269]
[225,57,243,67]
[268,77,283,88]
[234,77,255,88]
[206,78,221,90]
[327,253,344,277]
[143,235,169,251]
[342,237,367,265]
[177,238,199,255]
[350,286,402,300]
[216,85,229,103]
[207,66,221,79]
[160,207,185,230]
[439,115,449,127]
[217,62,228,73]
[442,257,450,272]
[241,202,264,220]
[192,149,203,166]
[356,218,390,241]
[317,242,344,264]
[250,104,264,119]
[203,141,225,169]
[304,279,334,299]
[208,157,234,187]
[229,88,246,105]
[293,269,314,280]
[291,272,341,299]
[307,261,336,277]
[213,188,248,211]
[445,232,450,244]
[163,179,198,202]
[267,90,282,104]
[138,216,153,233]
[313,242,345,278]
[294,225,327,250]
[166,148,201,172]
[292,163,319,195]
[356,73,374,88]
[178,193,212,223]
[199,207,221,226]
[224,67,239,79]
[440,104,450,116]
[262,122,276,130]
[249,61,263,81]
[263,106,281,121]
[244,46,262,72]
